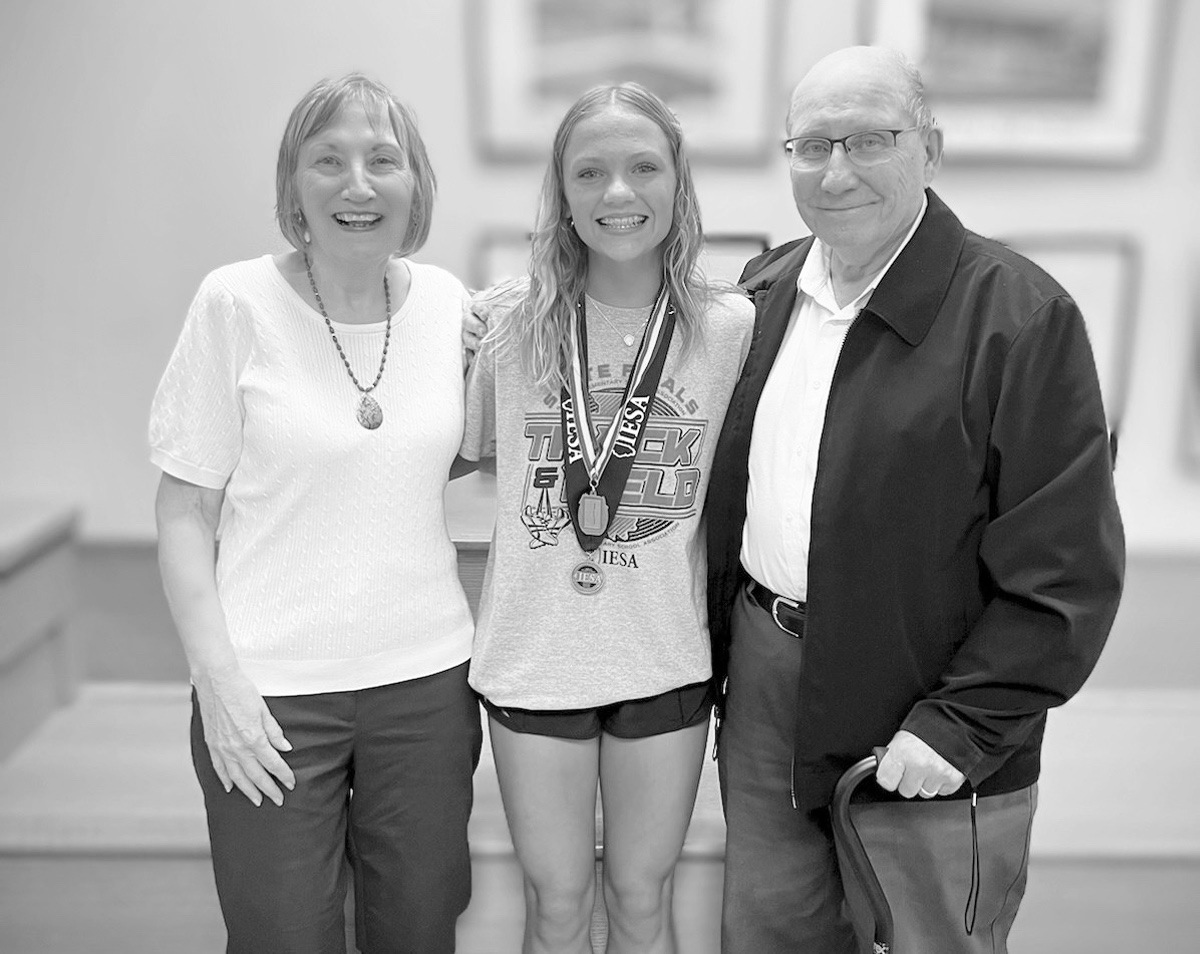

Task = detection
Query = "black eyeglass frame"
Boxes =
[782,127,922,166]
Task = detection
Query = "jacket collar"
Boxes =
[739,236,811,298]
[742,189,966,349]
[862,189,966,347]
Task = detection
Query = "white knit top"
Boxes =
[149,255,474,695]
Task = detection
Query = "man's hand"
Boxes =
[875,729,965,799]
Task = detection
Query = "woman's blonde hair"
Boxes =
[490,83,709,391]
[275,73,436,256]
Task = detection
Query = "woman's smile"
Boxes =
[332,211,384,230]
[597,214,649,231]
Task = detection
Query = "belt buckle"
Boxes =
[770,595,803,638]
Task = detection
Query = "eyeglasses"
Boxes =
[783,128,920,169]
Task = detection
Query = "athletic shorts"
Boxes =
[481,680,714,740]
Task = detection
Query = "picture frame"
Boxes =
[470,230,770,291]
[1001,234,1140,434]
[860,0,1175,165]
[1182,262,1200,475]
[699,233,770,285]
[470,229,532,291]
[466,0,783,164]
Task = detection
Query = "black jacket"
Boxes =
[705,190,1125,809]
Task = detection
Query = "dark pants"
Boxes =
[191,662,482,954]
[719,585,1036,953]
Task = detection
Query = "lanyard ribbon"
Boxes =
[560,289,676,551]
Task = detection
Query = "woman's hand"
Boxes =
[194,662,295,807]
[461,277,528,372]
[156,472,296,807]
[462,301,487,372]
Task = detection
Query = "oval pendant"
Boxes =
[357,394,383,429]
[623,333,635,347]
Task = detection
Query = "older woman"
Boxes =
[150,74,479,953]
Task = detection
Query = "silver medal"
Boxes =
[570,561,605,595]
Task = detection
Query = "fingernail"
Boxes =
[224,783,232,794]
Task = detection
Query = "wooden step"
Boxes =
[0,683,721,952]
[1,683,1197,953]
[3,683,1197,858]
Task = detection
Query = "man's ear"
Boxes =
[923,126,944,183]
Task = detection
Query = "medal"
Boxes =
[560,288,676,552]
[577,492,609,536]
[570,560,605,595]
[357,394,383,430]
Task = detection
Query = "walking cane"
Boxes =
[830,747,894,954]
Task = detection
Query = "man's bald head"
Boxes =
[787,46,933,138]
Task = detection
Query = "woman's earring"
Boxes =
[295,210,310,244]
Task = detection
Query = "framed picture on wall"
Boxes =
[471,230,770,291]
[1001,235,1140,434]
[471,229,532,290]
[466,0,783,164]
[1183,264,1200,475]
[700,234,770,285]
[861,0,1175,164]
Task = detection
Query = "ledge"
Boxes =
[445,472,496,550]
[0,500,79,578]
[1032,687,1200,858]
[1,684,1197,862]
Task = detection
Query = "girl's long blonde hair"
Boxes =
[487,83,710,392]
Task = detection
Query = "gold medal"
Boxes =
[577,492,609,536]
[570,561,605,595]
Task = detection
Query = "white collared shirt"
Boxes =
[740,197,927,601]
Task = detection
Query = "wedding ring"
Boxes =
[918,786,939,798]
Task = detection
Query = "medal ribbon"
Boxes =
[560,288,676,551]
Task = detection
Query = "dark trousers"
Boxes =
[719,585,1036,953]
[191,662,482,954]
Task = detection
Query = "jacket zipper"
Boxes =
[790,312,864,816]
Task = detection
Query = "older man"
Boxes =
[706,46,1124,952]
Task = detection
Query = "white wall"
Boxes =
[2,0,1198,550]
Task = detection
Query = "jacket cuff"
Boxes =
[900,703,987,782]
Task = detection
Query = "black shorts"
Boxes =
[481,680,715,740]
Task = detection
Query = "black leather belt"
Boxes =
[747,580,806,638]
